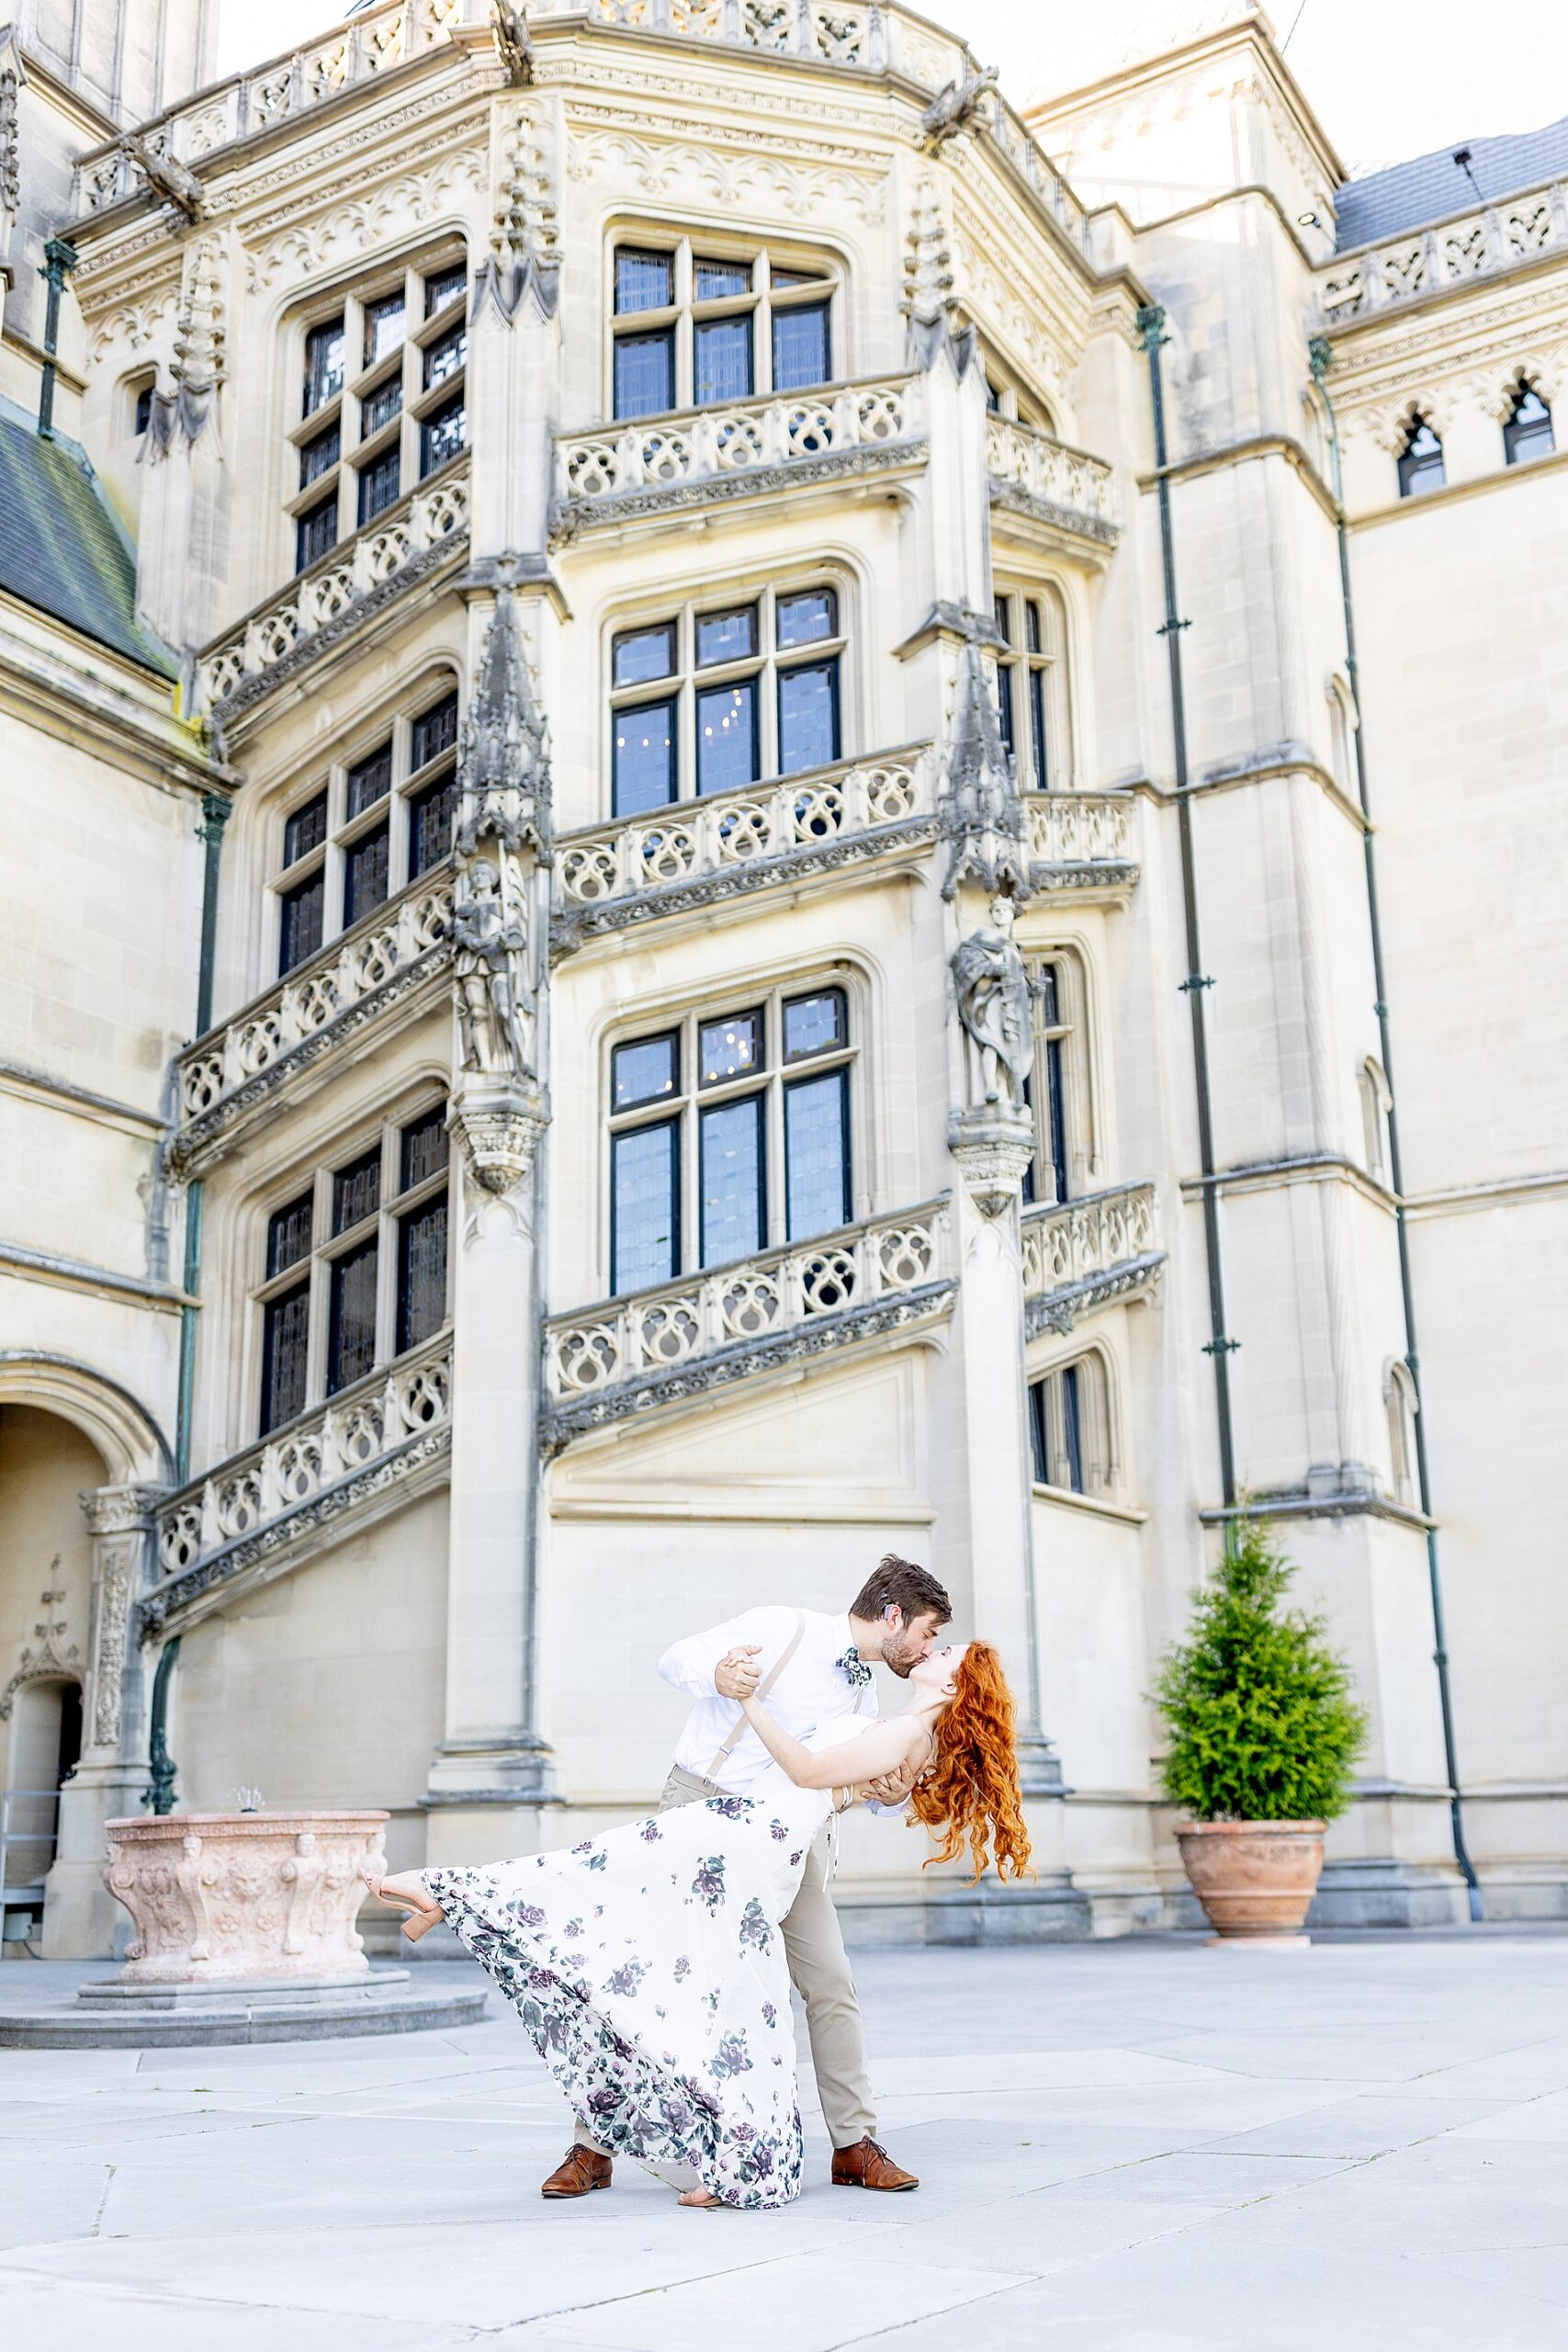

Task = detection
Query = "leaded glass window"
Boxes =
[606,985,853,1295]
[271,675,460,978]
[610,241,840,421]
[254,1105,449,1435]
[995,584,1070,789]
[1021,956,1077,1208]
[1504,379,1553,466]
[1028,1356,1112,1498]
[288,249,466,575]
[1396,414,1445,499]
[608,585,846,813]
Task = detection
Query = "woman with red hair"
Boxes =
[367,1636,1028,2211]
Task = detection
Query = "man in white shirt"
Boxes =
[540,1554,952,2200]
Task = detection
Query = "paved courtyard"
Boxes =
[1,1933,1565,2350]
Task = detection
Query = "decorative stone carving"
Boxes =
[952,894,1036,1110]
[475,107,558,323]
[0,1567,80,1721]
[119,133,204,221]
[456,586,552,857]
[947,1111,1035,1220]
[145,232,224,456]
[1021,1182,1164,1336]
[103,1812,389,1986]
[450,859,536,1080]
[940,628,1032,902]
[903,174,978,374]
[450,1096,548,1197]
[81,1486,161,1752]
[920,59,999,151]
[492,0,536,83]
[0,33,22,285]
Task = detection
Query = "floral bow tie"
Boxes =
[835,1647,873,1689]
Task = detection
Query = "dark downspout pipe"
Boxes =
[1138,306,1239,1514]
[148,791,230,1815]
[1308,340,1483,1921]
[37,238,77,439]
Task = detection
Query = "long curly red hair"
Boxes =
[908,1642,1032,1884]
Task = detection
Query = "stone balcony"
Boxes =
[1025,791,1139,894]
[552,747,934,950]
[986,416,1119,552]
[170,864,455,1177]
[143,1335,453,1638]
[195,463,468,722]
[1318,179,1568,324]
[543,1199,955,1444]
[1021,1181,1163,1337]
[551,377,926,540]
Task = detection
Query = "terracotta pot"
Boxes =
[1175,1819,1325,1944]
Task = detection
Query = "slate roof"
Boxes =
[0,396,176,678]
[1335,116,1568,253]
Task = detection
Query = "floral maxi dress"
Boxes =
[424,1726,861,2211]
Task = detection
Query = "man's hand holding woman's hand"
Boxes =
[716,1645,762,1702]
[864,1751,926,1808]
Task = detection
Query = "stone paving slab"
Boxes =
[1,1937,1565,2349]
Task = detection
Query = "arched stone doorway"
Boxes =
[0,1377,167,1957]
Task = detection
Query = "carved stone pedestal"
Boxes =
[0,1811,489,2046]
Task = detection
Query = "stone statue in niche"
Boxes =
[952,893,1036,1110]
[450,858,535,1079]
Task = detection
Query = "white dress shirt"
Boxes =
[658,1606,877,1797]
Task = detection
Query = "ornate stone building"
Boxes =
[1,1,1563,1954]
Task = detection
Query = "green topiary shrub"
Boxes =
[1151,1520,1368,1822]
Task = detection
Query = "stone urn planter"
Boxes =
[1175,1819,1326,1947]
[103,1810,389,1987]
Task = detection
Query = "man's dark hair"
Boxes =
[849,1554,952,1629]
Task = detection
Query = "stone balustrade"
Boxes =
[145,1337,453,1634]
[1319,180,1568,322]
[71,0,467,209]
[544,1199,954,1440]
[553,377,922,531]
[987,416,1118,544]
[1021,1182,1161,1335]
[70,2,1089,264]
[1025,790,1137,877]
[195,465,468,719]
[172,865,455,1174]
[553,748,933,943]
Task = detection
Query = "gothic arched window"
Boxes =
[1384,1359,1418,1509]
[1503,378,1554,466]
[1396,413,1445,499]
[1028,1350,1116,1498]
[994,582,1071,791]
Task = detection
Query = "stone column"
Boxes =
[42,1483,163,1958]
[422,583,558,1860]
[945,889,1063,1802]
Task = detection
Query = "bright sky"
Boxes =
[215,0,1566,183]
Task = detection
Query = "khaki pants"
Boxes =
[575,1763,875,2154]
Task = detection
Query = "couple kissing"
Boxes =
[365,1555,1030,2211]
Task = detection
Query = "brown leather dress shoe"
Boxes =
[540,2145,613,2199]
[831,2136,919,2191]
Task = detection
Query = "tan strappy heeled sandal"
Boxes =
[360,1868,444,1943]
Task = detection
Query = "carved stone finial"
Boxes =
[0,33,24,285]
[474,108,558,325]
[902,173,977,376]
[121,132,204,221]
[940,622,1033,902]
[919,60,999,152]
[146,232,225,458]
[0,1562,81,1722]
[492,0,535,84]
[456,585,552,857]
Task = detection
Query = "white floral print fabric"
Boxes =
[425,1731,860,2210]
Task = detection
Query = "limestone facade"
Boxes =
[1,2,1562,1952]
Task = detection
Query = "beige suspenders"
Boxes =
[705,1609,807,1781]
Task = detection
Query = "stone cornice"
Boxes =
[542,1279,957,1450]
[987,475,1121,550]
[1024,1252,1165,1339]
